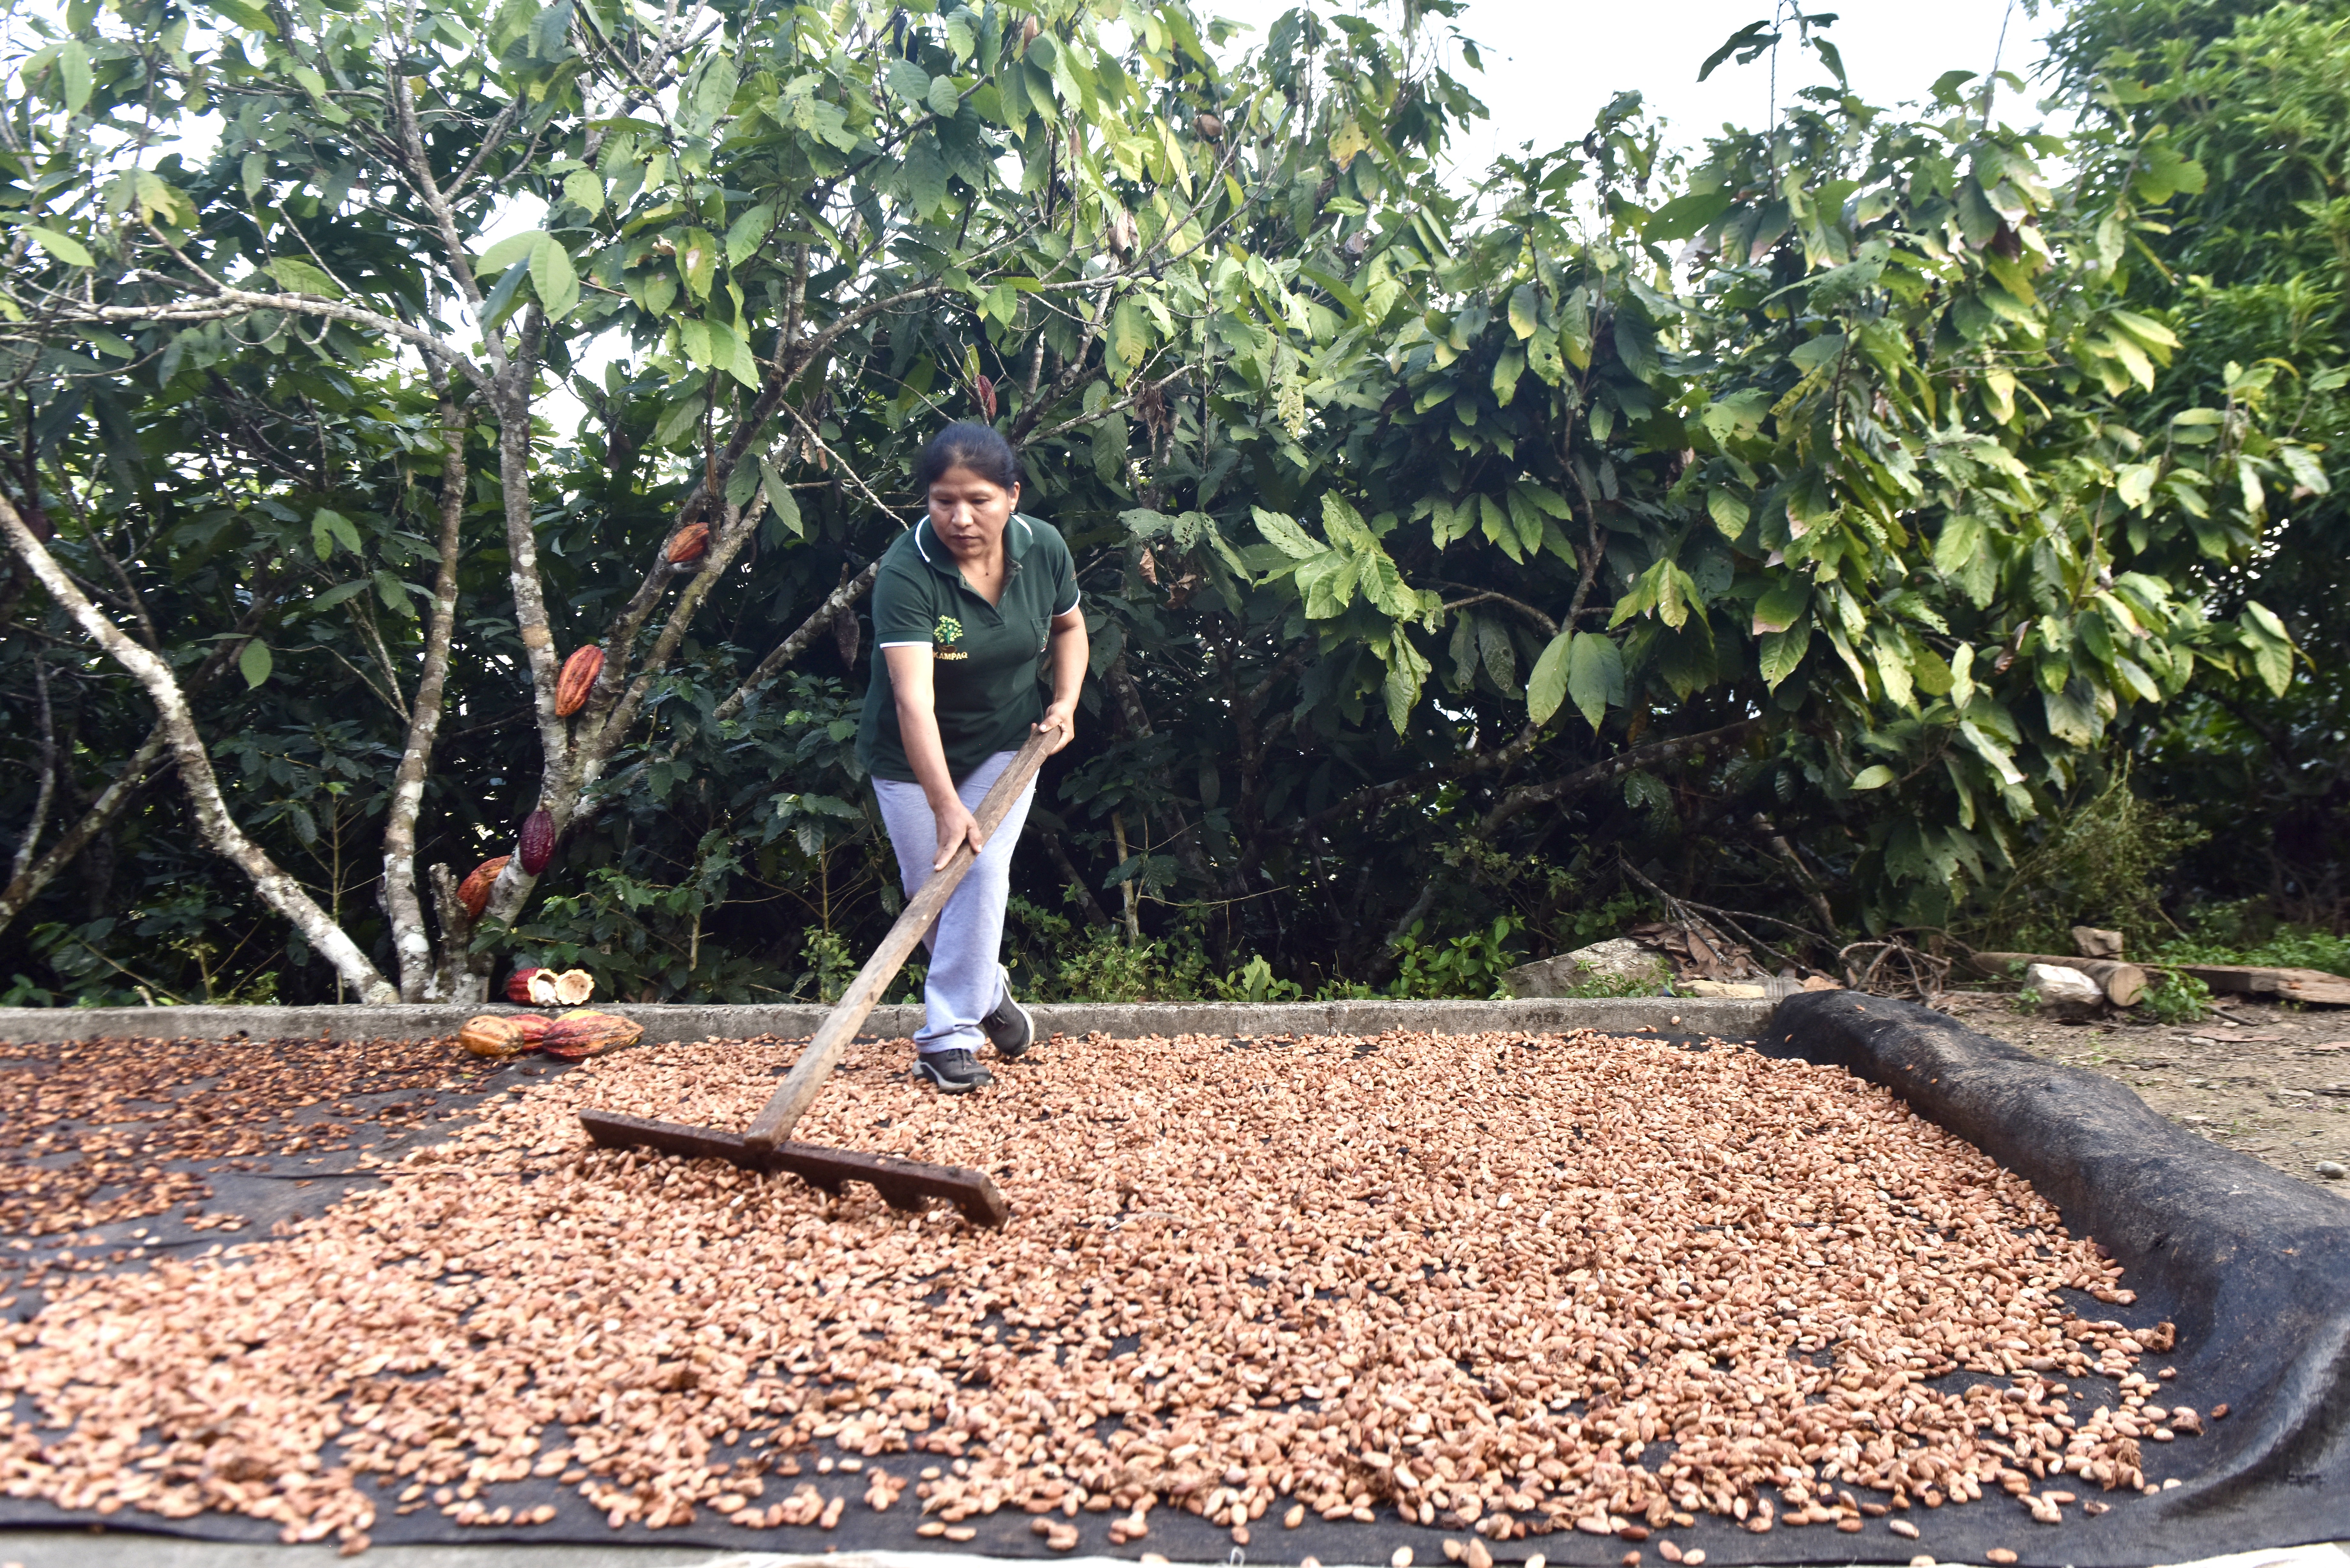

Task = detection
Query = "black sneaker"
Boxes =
[913,1048,995,1093]
[980,965,1034,1059]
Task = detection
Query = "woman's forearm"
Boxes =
[1047,613,1088,711]
[884,646,961,807]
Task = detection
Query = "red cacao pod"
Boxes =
[666,522,710,564]
[519,809,555,875]
[555,646,603,718]
[538,1008,642,1059]
[505,966,552,1005]
[974,373,997,422]
[507,1014,553,1045]
[457,856,509,919]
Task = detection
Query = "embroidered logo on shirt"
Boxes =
[933,615,963,645]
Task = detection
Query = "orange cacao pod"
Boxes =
[505,966,552,1005]
[519,808,555,875]
[459,1014,530,1058]
[538,1008,642,1059]
[667,522,710,564]
[555,645,603,718]
[457,856,508,919]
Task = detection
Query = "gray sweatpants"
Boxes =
[871,748,1036,1055]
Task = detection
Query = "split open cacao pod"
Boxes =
[504,967,551,1005]
[538,1008,642,1059]
[552,968,595,1006]
[667,522,710,564]
[555,646,603,717]
[519,809,555,875]
[457,856,509,919]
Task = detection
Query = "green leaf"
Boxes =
[264,257,343,298]
[887,59,932,104]
[1252,507,1323,561]
[1758,626,1809,690]
[1506,283,1540,341]
[1959,718,2025,786]
[563,169,604,216]
[529,235,578,318]
[724,203,774,267]
[760,458,802,540]
[2278,444,2329,495]
[1645,188,1733,242]
[1527,630,1571,725]
[1789,334,1846,375]
[676,228,716,301]
[904,138,949,219]
[928,74,961,118]
[1706,487,1749,537]
[1851,765,1896,791]
[23,227,92,267]
[238,639,272,689]
[1750,578,1809,636]
[374,568,416,618]
[57,39,92,112]
[478,230,545,275]
[1567,631,1624,730]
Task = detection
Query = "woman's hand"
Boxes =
[1035,698,1077,756]
[931,795,985,870]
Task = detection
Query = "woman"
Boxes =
[857,422,1086,1092]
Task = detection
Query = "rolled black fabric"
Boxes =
[1766,990,2350,1558]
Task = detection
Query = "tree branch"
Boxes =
[0,492,397,1002]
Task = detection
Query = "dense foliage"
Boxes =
[2048,0,2350,928]
[0,0,2333,1006]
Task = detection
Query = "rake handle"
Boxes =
[743,722,1059,1151]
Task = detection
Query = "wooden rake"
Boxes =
[577,724,1060,1228]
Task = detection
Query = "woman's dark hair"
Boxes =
[914,420,1021,493]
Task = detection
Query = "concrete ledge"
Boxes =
[0,996,1773,1045]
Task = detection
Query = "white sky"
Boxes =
[1211,0,2058,171]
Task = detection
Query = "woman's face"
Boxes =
[926,465,1019,558]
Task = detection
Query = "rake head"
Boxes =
[577,1108,1010,1228]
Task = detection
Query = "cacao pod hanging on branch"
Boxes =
[555,646,603,718]
[974,373,997,422]
[666,522,710,565]
[457,856,509,919]
[519,809,555,875]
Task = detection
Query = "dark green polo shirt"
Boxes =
[857,513,1081,783]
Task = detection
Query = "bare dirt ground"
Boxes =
[1938,991,2350,1195]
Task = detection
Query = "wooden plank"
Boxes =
[743,723,1060,1152]
[2170,963,2350,1005]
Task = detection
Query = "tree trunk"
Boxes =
[380,400,472,1000]
[8,654,56,886]
[1,494,398,1003]
[0,720,165,934]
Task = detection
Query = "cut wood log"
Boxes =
[1968,952,2148,1007]
[2167,964,2350,1008]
